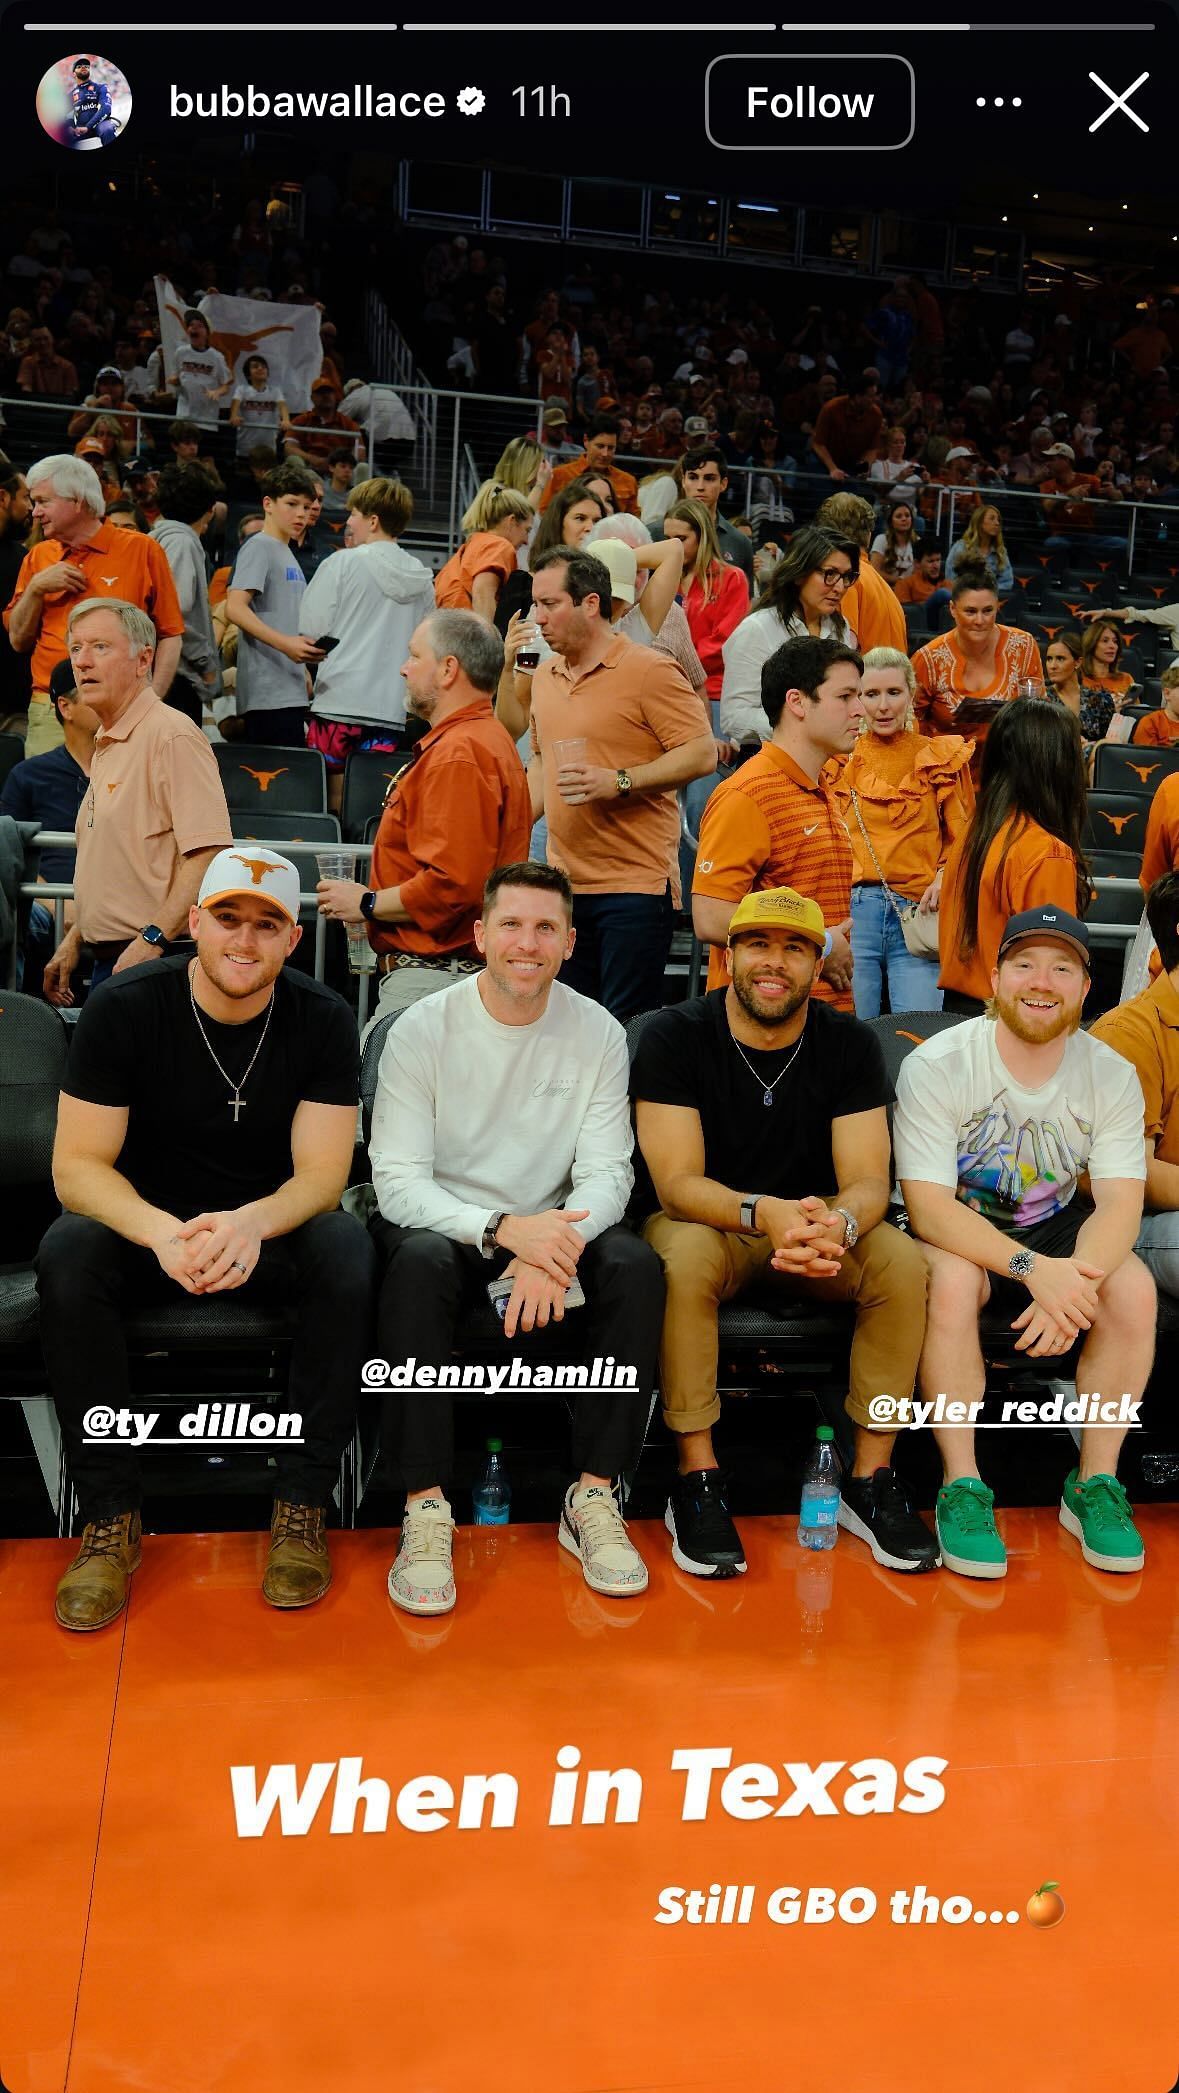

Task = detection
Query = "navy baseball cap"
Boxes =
[997,906,1090,970]
[48,659,77,704]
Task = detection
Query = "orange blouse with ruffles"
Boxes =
[830,730,975,905]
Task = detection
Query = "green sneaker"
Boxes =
[1059,1470,1145,1574]
[936,1478,1007,1580]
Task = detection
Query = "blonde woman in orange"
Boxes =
[832,645,974,1016]
[433,479,533,621]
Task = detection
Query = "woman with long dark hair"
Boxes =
[937,699,1092,1012]
[719,522,859,747]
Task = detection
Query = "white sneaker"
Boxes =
[558,1483,649,1596]
[388,1496,456,1615]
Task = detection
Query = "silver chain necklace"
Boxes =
[730,1021,806,1107]
[188,964,275,1123]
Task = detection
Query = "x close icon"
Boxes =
[1088,70,1150,134]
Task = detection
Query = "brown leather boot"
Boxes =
[263,1501,331,1609]
[55,1511,142,1631]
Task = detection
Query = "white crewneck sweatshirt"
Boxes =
[370,975,634,1245]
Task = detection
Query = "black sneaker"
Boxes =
[665,1470,747,1579]
[837,1468,940,1573]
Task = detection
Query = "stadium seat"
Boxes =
[1091,744,1179,795]
[0,732,24,789]
[903,602,929,644]
[0,992,68,1377]
[213,742,328,814]
[1083,792,1150,864]
[231,809,342,844]
[341,750,404,843]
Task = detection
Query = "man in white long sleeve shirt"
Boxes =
[369,860,664,1615]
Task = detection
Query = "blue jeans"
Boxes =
[850,882,942,1019]
[1135,1212,1179,1299]
[561,888,675,1022]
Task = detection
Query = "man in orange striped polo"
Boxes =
[693,634,862,1010]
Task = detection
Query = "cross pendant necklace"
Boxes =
[189,964,275,1121]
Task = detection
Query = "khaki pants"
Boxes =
[24,695,64,757]
[360,962,471,1048]
[641,1213,927,1435]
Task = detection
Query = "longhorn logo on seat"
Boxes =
[240,767,289,792]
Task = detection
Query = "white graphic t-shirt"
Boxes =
[893,1018,1145,1229]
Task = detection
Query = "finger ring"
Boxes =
[232,1260,247,1273]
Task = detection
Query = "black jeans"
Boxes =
[163,673,206,728]
[371,1220,664,1495]
[37,1210,377,1521]
[240,706,309,748]
[560,888,675,1023]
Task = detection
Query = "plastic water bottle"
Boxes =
[472,1438,511,1526]
[798,1425,841,1551]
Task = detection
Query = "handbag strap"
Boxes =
[848,788,908,919]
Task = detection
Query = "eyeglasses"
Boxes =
[815,567,853,590]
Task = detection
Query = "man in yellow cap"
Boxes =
[631,884,936,1579]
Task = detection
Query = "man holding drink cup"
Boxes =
[315,610,533,1014]
[527,549,715,1021]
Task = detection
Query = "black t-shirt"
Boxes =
[629,990,892,1211]
[64,954,359,1217]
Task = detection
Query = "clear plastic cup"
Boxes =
[553,737,588,799]
[314,849,375,972]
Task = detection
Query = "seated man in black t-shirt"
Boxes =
[631,885,936,1580]
[38,846,376,1632]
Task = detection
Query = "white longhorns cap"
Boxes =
[197,847,301,925]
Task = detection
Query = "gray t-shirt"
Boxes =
[231,531,308,713]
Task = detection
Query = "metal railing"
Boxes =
[16,835,378,1024]
[8,379,1179,577]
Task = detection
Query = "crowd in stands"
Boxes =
[5,201,1179,1622]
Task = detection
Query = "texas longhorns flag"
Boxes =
[154,276,324,412]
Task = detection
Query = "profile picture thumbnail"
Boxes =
[37,54,131,151]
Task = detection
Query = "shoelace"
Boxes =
[872,1468,914,1511]
[1076,1476,1137,1532]
[402,1508,453,1564]
[272,1503,324,1550]
[942,1481,995,1533]
[574,1493,633,1553]
[79,1514,134,1561]
[683,1473,734,1533]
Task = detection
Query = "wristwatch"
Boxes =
[481,1210,506,1259]
[359,890,377,922]
[1008,1247,1036,1281]
[738,1195,762,1232]
[832,1206,859,1249]
[615,769,633,797]
[139,924,166,948]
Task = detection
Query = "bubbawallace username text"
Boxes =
[170,84,472,120]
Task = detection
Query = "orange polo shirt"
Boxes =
[938,815,1079,1002]
[1091,971,1179,1172]
[6,522,184,694]
[693,741,854,1009]
[831,731,974,903]
[539,455,640,517]
[1132,710,1179,748]
[842,557,906,654]
[74,686,232,942]
[434,532,518,613]
[1141,773,1179,894]
[369,699,532,960]
[529,632,709,908]
[912,625,1041,775]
